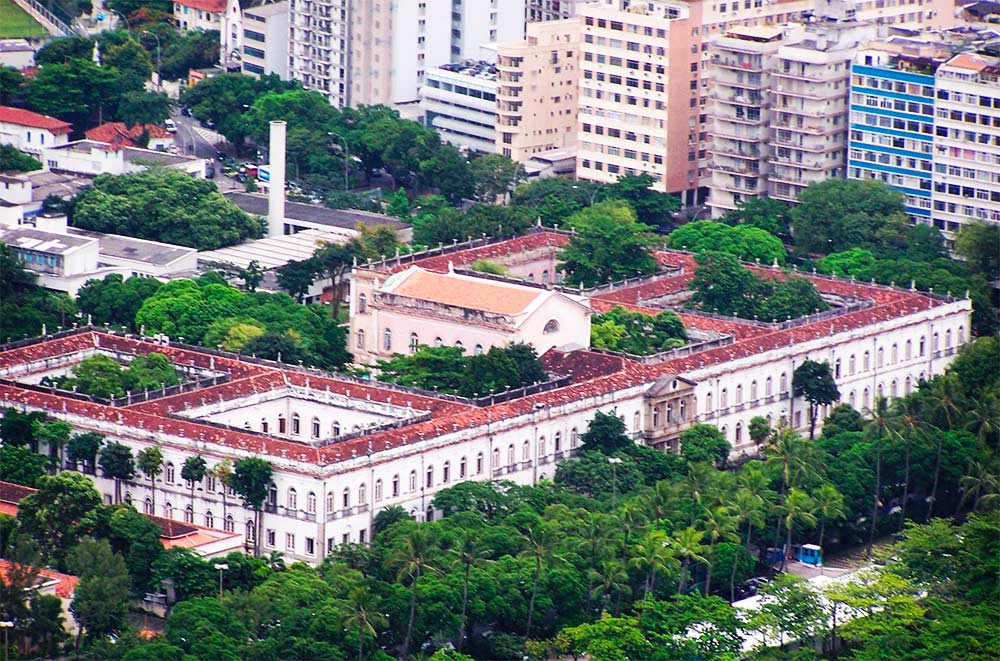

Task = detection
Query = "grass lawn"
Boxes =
[0,0,46,38]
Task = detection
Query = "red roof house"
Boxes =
[85,122,172,148]
[0,106,72,134]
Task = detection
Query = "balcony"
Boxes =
[712,126,765,142]
[713,57,763,73]
[707,146,762,160]
[773,67,831,83]
[711,161,761,175]
[719,92,767,107]
[715,113,764,126]
[770,153,826,170]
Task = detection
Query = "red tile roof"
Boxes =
[0,480,36,506]
[0,559,79,599]
[388,268,546,315]
[84,122,171,148]
[0,106,72,134]
[174,0,226,12]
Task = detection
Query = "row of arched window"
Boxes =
[248,415,359,438]
[126,492,237,532]
[706,374,788,415]
[356,328,488,355]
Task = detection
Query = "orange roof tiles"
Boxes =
[85,122,171,148]
[0,106,72,134]
[0,559,79,599]
[390,268,546,315]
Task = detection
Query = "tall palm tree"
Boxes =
[926,376,965,518]
[958,460,1000,513]
[181,454,208,518]
[589,559,631,616]
[780,488,817,571]
[728,487,765,600]
[889,394,926,528]
[451,534,490,651]
[672,526,709,595]
[572,511,615,613]
[210,459,234,525]
[764,428,822,495]
[864,397,891,559]
[699,506,738,596]
[136,445,164,515]
[641,479,682,525]
[519,525,562,640]
[965,394,999,459]
[342,587,387,661]
[628,529,677,599]
[684,462,718,525]
[389,526,437,657]
[617,502,648,565]
[811,483,846,549]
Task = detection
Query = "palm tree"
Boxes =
[925,376,965,518]
[672,526,709,595]
[640,480,681,524]
[181,454,208,517]
[864,397,891,559]
[210,459,234,525]
[617,503,648,565]
[812,483,846,549]
[780,488,817,571]
[135,445,164,515]
[965,393,999,458]
[628,529,676,599]
[519,525,562,639]
[764,428,822,495]
[342,587,387,661]
[589,559,631,616]
[451,534,490,651]
[573,511,615,613]
[958,460,1000,513]
[889,394,926,528]
[684,462,718,525]
[389,526,437,658]
[728,487,765,600]
[699,506,738,596]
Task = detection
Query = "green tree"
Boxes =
[117,90,171,126]
[230,457,273,557]
[136,445,164,515]
[790,179,908,254]
[589,306,686,355]
[26,58,125,130]
[68,539,131,646]
[0,145,41,172]
[628,529,676,599]
[469,153,525,202]
[451,534,489,651]
[749,416,771,448]
[343,587,387,661]
[66,432,103,474]
[0,445,48,487]
[679,424,731,468]
[721,197,791,237]
[780,488,817,570]
[16,472,103,565]
[520,524,562,639]
[668,220,786,264]
[954,220,1000,281]
[76,273,162,331]
[108,506,163,593]
[812,483,846,549]
[388,525,437,657]
[99,441,135,504]
[580,411,633,454]
[181,456,208,518]
[609,173,680,231]
[0,409,47,448]
[793,360,840,439]
[672,526,710,595]
[688,250,764,318]
[558,199,658,287]
[314,239,365,320]
[72,170,264,250]
[276,256,321,302]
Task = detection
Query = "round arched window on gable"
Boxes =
[543,319,560,334]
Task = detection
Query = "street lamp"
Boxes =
[213,563,228,599]
[109,9,130,31]
[608,456,622,508]
[142,30,162,90]
[327,131,350,191]
[0,621,12,661]
[572,184,599,206]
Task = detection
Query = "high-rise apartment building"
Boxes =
[576,0,953,206]
[421,62,500,154]
[290,0,526,108]
[527,0,583,22]
[849,36,1000,239]
[495,18,581,161]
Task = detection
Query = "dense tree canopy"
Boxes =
[559,200,658,287]
[590,306,687,356]
[668,220,786,265]
[0,244,76,342]
[41,352,180,399]
[0,145,41,172]
[71,170,264,250]
[790,179,909,254]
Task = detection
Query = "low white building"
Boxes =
[40,141,206,178]
[0,40,36,70]
[420,62,499,154]
[240,0,289,79]
[0,106,71,156]
[174,0,225,32]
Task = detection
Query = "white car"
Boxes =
[164,119,177,133]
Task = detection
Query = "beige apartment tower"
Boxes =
[496,18,582,161]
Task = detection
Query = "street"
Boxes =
[171,111,243,191]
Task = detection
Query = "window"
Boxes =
[261,419,268,433]
[721,388,728,408]
[459,457,467,478]
[849,355,856,375]
[278,415,286,434]
[225,515,234,532]
[735,423,742,445]
[326,492,334,513]
[184,505,194,523]
[919,336,926,356]
[706,392,713,413]
[375,479,383,501]
[410,333,419,353]
[409,471,417,491]
[474,344,483,355]
[434,337,443,348]
[307,491,317,514]
[143,497,152,514]
[164,502,173,519]
[266,529,276,547]
[332,421,341,436]
[834,360,841,379]
[287,488,298,510]
[780,373,788,394]
[507,444,515,466]
[571,427,578,448]
[165,462,175,483]
[877,347,884,368]
[905,340,912,360]
[554,432,562,452]
[476,452,484,474]
[358,483,367,505]
[765,377,772,397]
[267,484,277,507]
[383,328,392,351]
[205,510,214,528]
[392,475,400,497]
[945,329,952,348]
[543,319,560,334]
[424,466,433,489]
[443,461,451,483]
[736,384,743,405]
[356,330,365,349]
[285,533,295,552]
[863,351,870,371]
[292,414,300,435]
[358,294,367,313]
[750,381,757,401]
[522,440,530,461]
[312,417,320,438]
[305,537,315,556]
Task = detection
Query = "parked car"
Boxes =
[164,119,177,133]
[205,165,216,179]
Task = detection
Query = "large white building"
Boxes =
[0,230,971,564]
[290,0,525,107]
[420,62,500,154]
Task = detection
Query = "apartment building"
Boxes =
[527,0,584,22]
[288,0,351,106]
[240,1,290,78]
[575,0,952,206]
[495,18,581,161]
[420,62,500,154]
[848,36,1000,238]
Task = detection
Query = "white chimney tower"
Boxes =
[267,120,286,238]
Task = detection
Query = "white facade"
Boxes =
[0,110,71,156]
[40,141,206,178]
[241,1,290,78]
[289,0,351,106]
[173,0,225,32]
[420,64,499,154]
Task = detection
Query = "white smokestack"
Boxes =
[267,120,286,238]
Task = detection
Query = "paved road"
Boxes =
[171,112,245,191]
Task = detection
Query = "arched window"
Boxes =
[287,488,298,510]
[410,333,419,353]
[392,475,400,497]
[476,452,484,474]
[291,414,300,435]
[455,340,463,349]
[225,515,234,532]
[877,347,884,368]
[332,421,341,436]
[459,457,467,478]
[358,483,367,504]
[863,352,870,371]
[267,484,277,507]
[205,511,214,528]
[905,340,912,360]
[245,520,255,543]
[863,387,870,409]
[165,462,175,483]
[706,391,713,413]
[542,269,550,284]
[358,294,367,313]
[443,461,451,483]
[919,336,926,356]
[890,379,898,398]
[554,432,562,452]
[736,384,743,405]
[278,415,286,434]
[877,383,884,398]
[945,329,952,348]
[143,497,152,514]
[735,422,742,445]
[891,344,898,364]
[124,492,132,505]
[374,479,383,502]
[507,444,515,466]
[765,377,773,397]
[307,491,317,513]
[311,417,320,438]
[522,440,530,461]
[184,505,194,523]
[653,406,660,427]
[932,332,939,351]
[434,337,443,348]
[721,388,728,408]
[342,487,350,509]
[905,376,912,394]
[408,471,417,491]
[958,326,965,344]
[356,330,365,349]
[679,399,687,421]
[543,319,560,334]
[474,344,484,355]
[261,418,268,433]
[493,447,500,469]
[164,502,173,519]
[570,427,578,448]
[780,372,788,393]
[633,411,640,431]
[326,492,334,513]
[539,437,546,457]
[383,328,392,351]
[849,390,856,408]
[750,380,758,401]
[528,272,535,281]
[425,466,434,488]
[834,359,841,378]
